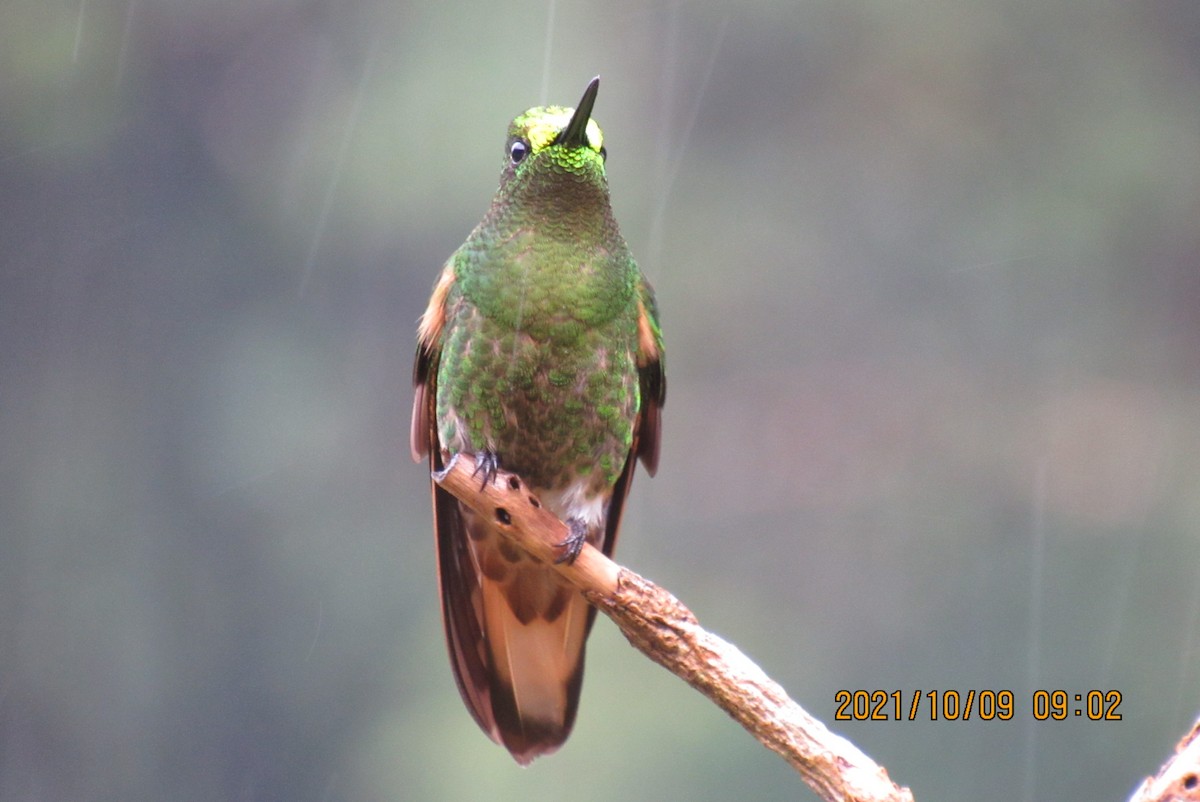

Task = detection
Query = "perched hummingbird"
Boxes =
[411,77,665,764]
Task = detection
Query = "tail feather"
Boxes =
[480,577,591,764]
[436,488,593,763]
[433,452,641,763]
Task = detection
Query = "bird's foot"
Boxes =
[554,517,589,565]
[471,450,501,490]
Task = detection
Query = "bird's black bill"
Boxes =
[556,76,600,149]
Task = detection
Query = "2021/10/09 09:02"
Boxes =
[833,689,1123,721]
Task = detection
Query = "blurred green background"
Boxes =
[3,0,1200,799]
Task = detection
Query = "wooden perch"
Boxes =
[434,453,914,802]
[1129,715,1200,802]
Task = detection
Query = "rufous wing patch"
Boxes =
[417,263,456,350]
[411,264,456,462]
[634,297,665,475]
[635,297,659,367]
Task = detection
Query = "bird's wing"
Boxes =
[411,263,502,740]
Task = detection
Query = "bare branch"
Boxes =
[434,453,914,802]
[1129,715,1200,802]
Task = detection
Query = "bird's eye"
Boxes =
[599,146,607,162]
[509,139,529,165]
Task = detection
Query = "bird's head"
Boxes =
[499,77,608,195]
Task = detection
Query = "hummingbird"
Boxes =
[411,77,665,764]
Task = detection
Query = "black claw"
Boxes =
[471,450,501,490]
[555,518,589,565]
